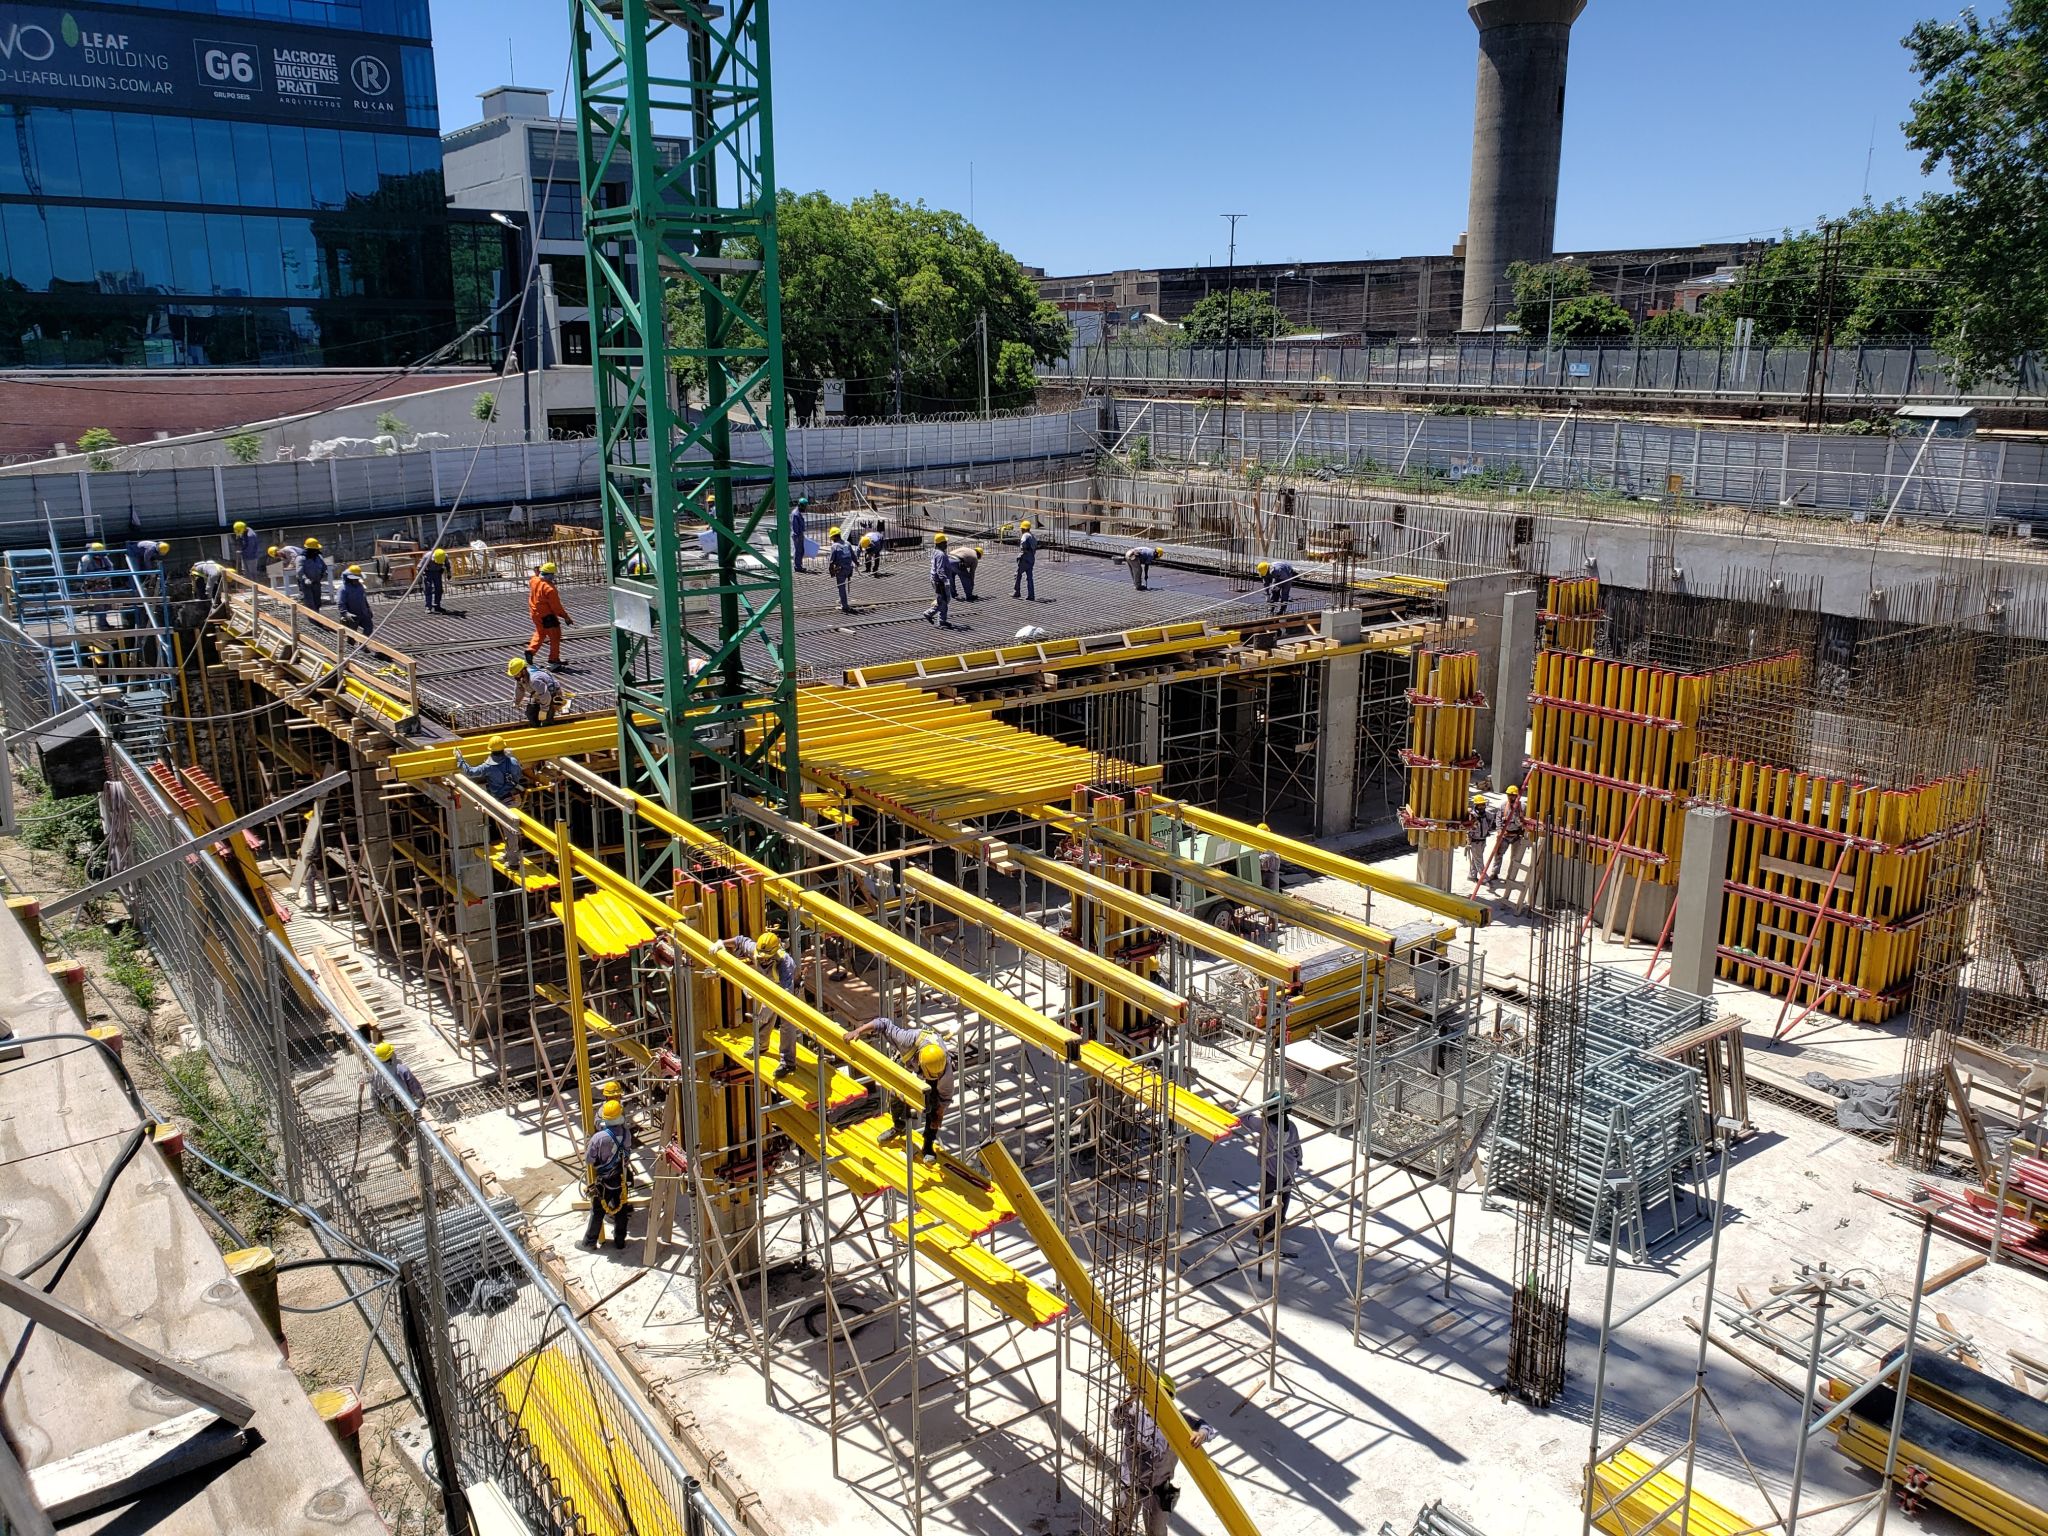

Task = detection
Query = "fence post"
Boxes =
[523,441,535,502]
[429,449,442,507]
[213,465,228,527]
[329,457,341,516]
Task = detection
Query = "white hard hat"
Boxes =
[1015,625,1048,641]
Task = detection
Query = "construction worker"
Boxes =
[527,560,571,664]
[1125,545,1163,591]
[508,656,566,726]
[297,537,327,611]
[232,520,264,578]
[1112,1377,1216,1536]
[862,524,884,575]
[455,734,525,863]
[1256,1094,1302,1244]
[421,548,449,612]
[719,931,803,1075]
[269,544,301,591]
[826,526,858,613]
[952,545,983,601]
[924,534,956,628]
[1463,793,1496,884]
[1488,784,1529,890]
[189,558,227,607]
[848,1016,953,1161]
[336,565,374,636]
[370,1039,426,1169]
[581,1098,633,1251]
[789,495,809,571]
[1255,823,1282,892]
[125,537,169,573]
[1257,559,1298,613]
[78,542,116,630]
[1013,519,1038,600]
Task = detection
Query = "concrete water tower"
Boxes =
[1459,0,1587,333]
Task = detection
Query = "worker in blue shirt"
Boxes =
[719,931,804,1076]
[951,546,982,601]
[336,565,375,636]
[421,548,449,613]
[77,542,116,630]
[1013,519,1038,600]
[789,496,809,572]
[923,533,956,628]
[1257,559,1298,613]
[826,526,858,613]
[370,1040,427,1168]
[232,521,264,578]
[1125,545,1162,591]
[296,537,327,611]
[581,1098,633,1251]
[455,734,526,865]
[126,538,168,573]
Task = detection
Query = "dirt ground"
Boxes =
[0,800,438,1536]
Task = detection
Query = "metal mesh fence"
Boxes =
[0,635,736,1536]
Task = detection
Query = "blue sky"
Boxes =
[436,0,1954,275]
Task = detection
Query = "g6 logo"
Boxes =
[203,46,255,84]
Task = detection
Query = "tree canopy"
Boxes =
[1503,262,1633,342]
[1711,200,1940,344]
[665,191,1069,421]
[1902,0,2048,378]
[1180,289,1293,345]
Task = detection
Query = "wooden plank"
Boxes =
[27,1410,248,1521]
[0,1271,256,1427]
[1926,1255,1987,1294]
[1759,853,1841,885]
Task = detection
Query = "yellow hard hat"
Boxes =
[1472,792,1486,805]
[540,561,557,575]
[600,1098,624,1122]
[1157,1372,1177,1397]
[829,525,843,538]
[975,547,984,557]
[755,931,784,959]
[1256,560,1272,575]
[373,1040,395,1062]
[267,545,281,558]
[488,734,507,753]
[861,534,874,546]
[1020,519,1032,530]
[431,548,447,563]
[1153,546,1164,559]
[189,564,202,577]
[1582,647,1596,657]
[90,540,107,551]
[507,657,528,676]
[598,1079,622,1099]
[233,521,247,533]
[345,564,362,578]
[1507,784,1522,795]
[918,1040,948,1079]
[304,537,321,551]
[156,542,169,553]
[933,532,949,545]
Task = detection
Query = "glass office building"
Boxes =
[0,0,500,366]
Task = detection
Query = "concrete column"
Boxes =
[1139,681,1163,766]
[1669,807,1734,999]
[1492,585,1538,784]
[1316,609,1363,838]
[447,798,500,1030]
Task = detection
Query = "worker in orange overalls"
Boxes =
[526,560,572,664]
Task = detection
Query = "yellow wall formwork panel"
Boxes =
[1697,754,1984,1023]
[1401,648,1485,850]
[1540,574,1602,653]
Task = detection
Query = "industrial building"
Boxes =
[3,4,2047,1536]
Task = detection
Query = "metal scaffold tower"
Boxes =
[573,0,800,855]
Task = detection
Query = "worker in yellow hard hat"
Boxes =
[1125,544,1161,591]
[861,528,883,576]
[527,560,571,664]
[1465,791,1496,884]
[1485,784,1528,891]
[850,1016,954,1163]
[507,654,565,726]
[78,541,117,629]
[1014,518,1038,600]
[925,534,956,628]
[369,1038,425,1168]
[1260,557,1298,613]
[1113,1372,1217,1535]
[422,547,449,612]
[718,930,803,1074]
[826,525,857,613]
[950,544,984,602]
[232,520,263,577]
[581,1096,633,1251]
[336,563,374,636]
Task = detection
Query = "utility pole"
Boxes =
[1219,212,1245,465]
[1802,221,1843,429]
[978,306,990,419]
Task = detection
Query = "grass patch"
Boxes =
[160,1050,284,1244]
[16,767,105,882]
[64,921,158,1011]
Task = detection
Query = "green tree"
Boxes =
[1502,261,1632,341]
[225,432,263,464]
[75,427,118,470]
[1718,202,1940,343]
[1637,306,1731,345]
[1903,0,2048,379]
[1180,289,1291,344]
[664,190,1068,421]
[472,391,498,423]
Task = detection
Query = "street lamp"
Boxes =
[871,296,902,421]
[490,211,535,443]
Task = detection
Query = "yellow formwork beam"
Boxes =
[981,1140,1264,1536]
[387,716,639,782]
[772,1107,1014,1238]
[887,1220,1069,1329]
[496,1349,682,1536]
[1154,798,1491,927]
[1588,1449,1754,1536]
[451,779,927,1106]
[900,867,1189,1025]
[1004,845,1299,986]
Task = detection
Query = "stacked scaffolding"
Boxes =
[1400,648,1484,853]
[1538,574,1601,652]
[1490,967,1712,1262]
[1524,649,1802,889]
[1695,755,1985,1023]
